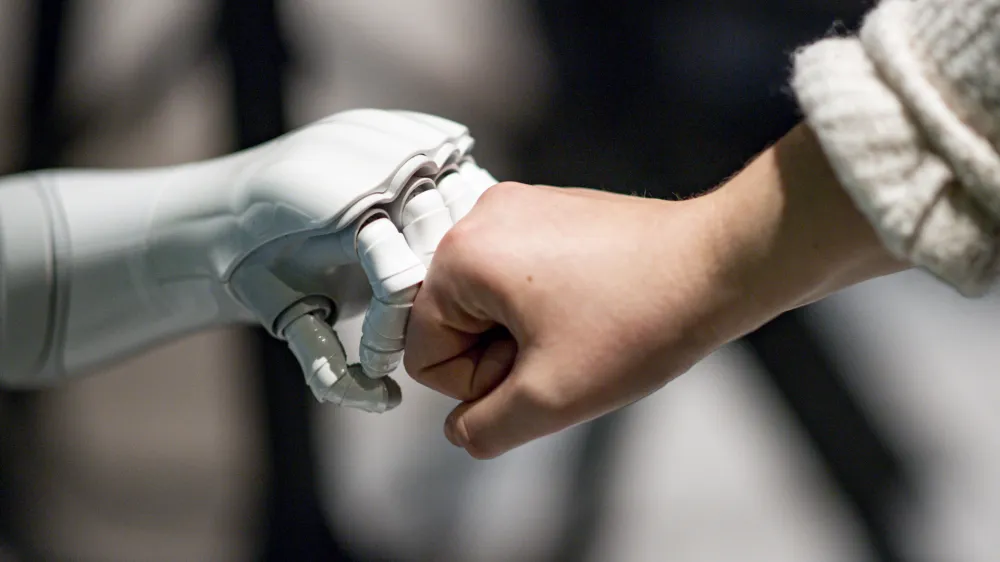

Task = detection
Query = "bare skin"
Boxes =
[404,123,910,459]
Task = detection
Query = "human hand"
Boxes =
[404,124,907,458]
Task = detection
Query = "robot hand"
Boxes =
[0,109,497,413]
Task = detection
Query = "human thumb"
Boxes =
[443,347,570,459]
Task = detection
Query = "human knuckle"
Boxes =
[435,218,479,258]
[477,181,526,207]
[434,225,500,289]
[515,376,567,413]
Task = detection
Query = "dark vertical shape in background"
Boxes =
[22,0,71,172]
[216,1,356,560]
[522,2,915,562]
[743,312,912,562]
[0,0,72,558]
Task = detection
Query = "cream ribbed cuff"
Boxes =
[791,0,1000,296]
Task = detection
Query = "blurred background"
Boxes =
[1,1,999,561]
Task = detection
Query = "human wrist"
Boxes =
[703,123,909,320]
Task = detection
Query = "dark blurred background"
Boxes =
[2,1,1000,561]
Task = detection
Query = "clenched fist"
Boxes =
[404,125,906,458]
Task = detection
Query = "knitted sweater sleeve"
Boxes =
[791,0,1000,296]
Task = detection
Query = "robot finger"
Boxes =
[282,310,402,413]
[230,262,402,413]
[358,294,415,378]
[435,159,499,223]
[355,215,427,378]
[396,183,455,267]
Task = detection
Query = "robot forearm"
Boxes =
[0,109,497,413]
[0,162,254,387]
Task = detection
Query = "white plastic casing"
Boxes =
[0,109,498,411]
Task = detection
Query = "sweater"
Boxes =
[792,0,1000,296]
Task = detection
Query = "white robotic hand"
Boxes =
[0,109,497,413]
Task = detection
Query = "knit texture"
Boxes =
[791,0,1000,296]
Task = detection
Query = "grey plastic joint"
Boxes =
[279,311,401,413]
[231,261,400,413]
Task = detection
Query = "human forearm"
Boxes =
[702,123,910,324]
[403,0,1000,460]
[692,0,1000,339]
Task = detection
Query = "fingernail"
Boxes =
[444,422,460,447]
[444,416,468,448]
